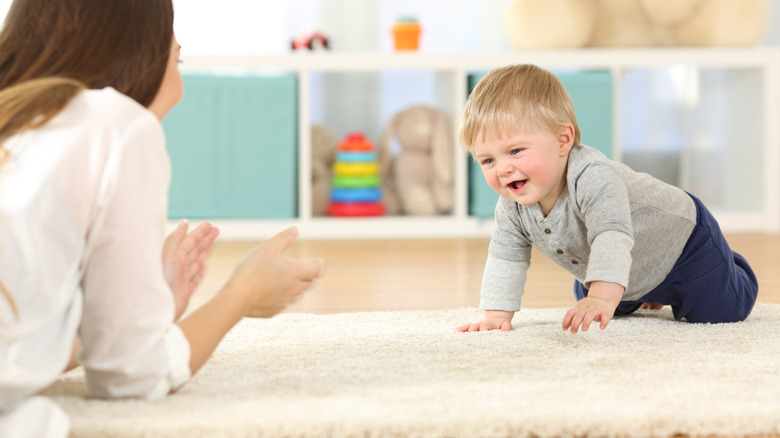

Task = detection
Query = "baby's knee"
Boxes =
[684,297,755,324]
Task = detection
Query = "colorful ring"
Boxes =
[331,188,382,203]
[332,175,380,188]
[335,152,377,163]
[339,139,374,151]
[333,162,379,177]
[328,202,385,217]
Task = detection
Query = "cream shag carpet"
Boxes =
[44,303,780,438]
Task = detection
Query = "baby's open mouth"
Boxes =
[508,179,527,192]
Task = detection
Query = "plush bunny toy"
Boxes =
[379,105,454,216]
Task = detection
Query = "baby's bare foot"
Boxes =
[640,303,664,310]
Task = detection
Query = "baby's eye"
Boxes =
[480,158,495,166]
[510,148,524,155]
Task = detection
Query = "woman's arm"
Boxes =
[177,227,323,375]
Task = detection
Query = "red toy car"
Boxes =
[291,32,330,51]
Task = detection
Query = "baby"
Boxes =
[456,64,758,334]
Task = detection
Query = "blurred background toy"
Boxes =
[504,0,770,49]
[392,16,422,51]
[640,0,771,46]
[291,31,330,51]
[504,0,596,49]
[328,132,385,217]
[311,125,340,216]
[379,105,453,216]
[588,0,662,47]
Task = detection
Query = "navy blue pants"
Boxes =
[574,194,758,323]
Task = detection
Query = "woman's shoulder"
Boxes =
[51,87,162,142]
[72,88,155,122]
[34,87,166,168]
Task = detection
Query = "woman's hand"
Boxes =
[228,227,324,318]
[163,220,219,320]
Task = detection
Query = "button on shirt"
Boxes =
[480,145,697,311]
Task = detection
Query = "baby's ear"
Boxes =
[557,125,575,156]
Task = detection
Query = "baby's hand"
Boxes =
[562,281,623,334]
[562,296,616,334]
[456,309,514,332]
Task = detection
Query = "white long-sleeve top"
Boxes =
[0,88,191,422]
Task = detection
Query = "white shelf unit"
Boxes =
[177,47,780,240]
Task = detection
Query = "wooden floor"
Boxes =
[192,233,780,315]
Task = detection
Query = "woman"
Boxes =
[0,1,324,436]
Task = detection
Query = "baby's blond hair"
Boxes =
[459,64,581,155]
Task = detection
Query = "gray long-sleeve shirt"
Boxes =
[480,145,696,311]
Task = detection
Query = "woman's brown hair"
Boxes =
[0,0,174,107]
[0,0,174,318]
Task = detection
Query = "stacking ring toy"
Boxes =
[327,132,385,217]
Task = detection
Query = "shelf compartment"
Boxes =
[163,74,298,219]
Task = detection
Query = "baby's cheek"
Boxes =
[524,161,549,183]
[483,171,501,192]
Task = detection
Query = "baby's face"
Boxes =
[473,125,573,215]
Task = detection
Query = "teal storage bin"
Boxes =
[163,74,298,219]
[467,70,613,219]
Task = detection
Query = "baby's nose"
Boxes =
[498,161,514,175]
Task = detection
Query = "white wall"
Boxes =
[0,0,777,52]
